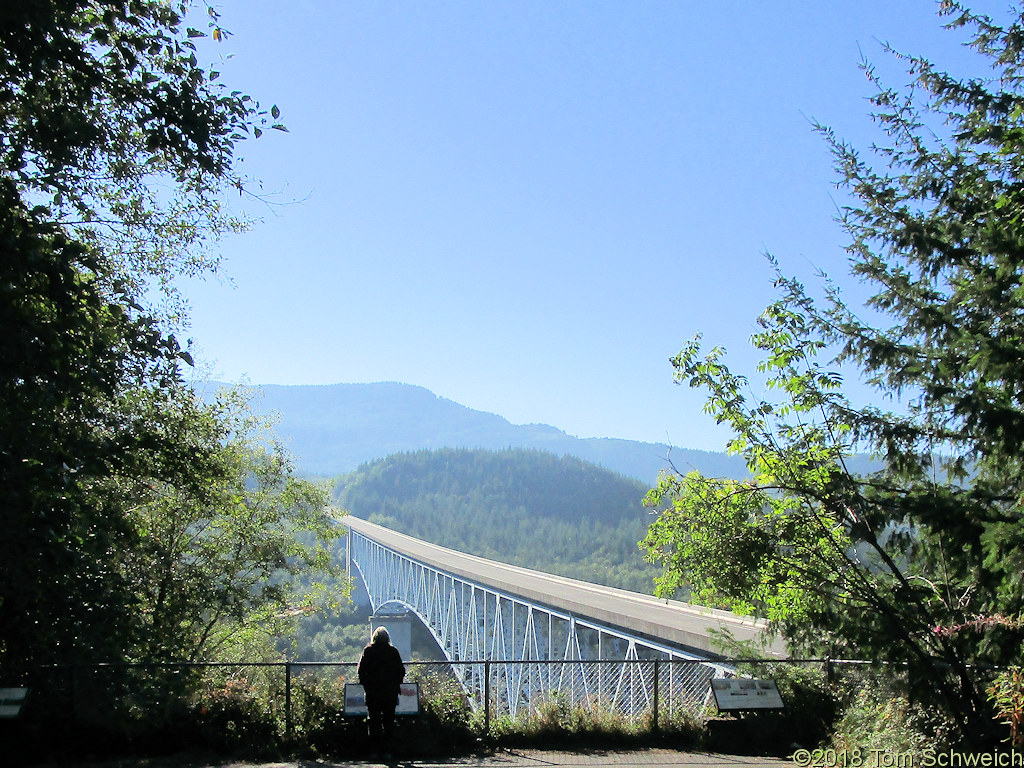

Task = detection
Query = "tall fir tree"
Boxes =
[643,2,1024,744]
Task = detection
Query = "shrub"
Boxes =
[402,669,480,755]
[287,671,351,752]
[830,685,955,756]
[988,667,1024,748]
[485,690,702,750]
[193,677,281,753]
[720,661,842,753]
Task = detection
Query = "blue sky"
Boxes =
[183,1,990,451]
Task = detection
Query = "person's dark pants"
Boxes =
[366,699,397,752]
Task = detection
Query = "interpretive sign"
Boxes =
[0,687,28,718]
[711,678,784,711]
[343,683,420,716]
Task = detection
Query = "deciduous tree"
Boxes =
[0,2,321,670]
[114,385,341,663]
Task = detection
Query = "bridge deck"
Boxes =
[343,516,785,658]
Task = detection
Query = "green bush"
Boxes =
[988,667,1024,748]
[718,662,841,753]
[287,671,352,753]
[830,685,955,755]
[402,669,481,755]
[484,691,702,750]
[193,677,281,753]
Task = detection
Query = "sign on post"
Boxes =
[710,678,784,711]
[0,688,29,719]
[343,683,420,716]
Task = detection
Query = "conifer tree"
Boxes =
[642,3,1024,743]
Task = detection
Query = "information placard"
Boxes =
[343,683,420,716]
[710,678,784,711]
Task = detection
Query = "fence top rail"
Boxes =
[7,657,873,672]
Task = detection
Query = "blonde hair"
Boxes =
[371,626,391,644]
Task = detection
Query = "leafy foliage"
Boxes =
[0,2,335,674]
[642,2,1024,745]
[116,386,343,662]
[0,184,191,664]
[830,686,955,754]
[1,1,285,319]
[291,600,375,663]
[987,666,1024,747]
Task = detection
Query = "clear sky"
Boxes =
[181,1,992,451]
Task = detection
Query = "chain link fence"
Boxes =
[2,657,993,758]
[1,658,854,728]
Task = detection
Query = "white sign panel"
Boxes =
[343,683,420,716]
[711,678,784,711]
[0,687,28,719]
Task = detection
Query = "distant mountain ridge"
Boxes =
[207,381,745,482]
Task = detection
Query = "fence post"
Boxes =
[483,660,491,734]
[285,662,292,742]
[71,663,79,725]
[652,659,660,732]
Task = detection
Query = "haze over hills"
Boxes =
[210,381,746,482]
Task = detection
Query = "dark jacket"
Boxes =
[357,641,405,706]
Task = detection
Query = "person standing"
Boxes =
[357,626,406,756]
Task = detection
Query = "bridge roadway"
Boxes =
[343,516,785,658]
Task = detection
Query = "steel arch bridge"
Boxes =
[343,516,782,719]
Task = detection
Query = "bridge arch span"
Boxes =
[343,515,783,717]
[348,558,452,662]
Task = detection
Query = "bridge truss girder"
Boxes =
[349,528,731,718]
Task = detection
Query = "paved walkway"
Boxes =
[30,748,789,768]
[214,749,789,768]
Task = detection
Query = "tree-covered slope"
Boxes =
[333,448,660,593]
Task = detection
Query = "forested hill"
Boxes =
[208,381,745,482]
[333,448,662,594]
